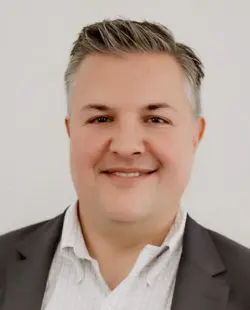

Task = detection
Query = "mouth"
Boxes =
[100,168,158,178]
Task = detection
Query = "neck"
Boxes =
[77,201,179,289]
[77,201,179,257]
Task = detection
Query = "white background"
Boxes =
[0,0,249,246]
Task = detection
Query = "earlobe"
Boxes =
[198,117,206,142]
[193,117,206,150]
[65,117,71,138]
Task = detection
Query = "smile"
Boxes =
[101,169,158,178]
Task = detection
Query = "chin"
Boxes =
[106,213,147,224]
[101,200,152,223]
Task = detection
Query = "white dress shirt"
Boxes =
[41,202,187,310]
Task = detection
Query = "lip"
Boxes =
[100,168,159,183]
[101,168,158,175]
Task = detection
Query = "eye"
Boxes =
[146,116,170,124]
[88,116,114,124]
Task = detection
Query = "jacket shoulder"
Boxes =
[0,219,54,292]
[208,228,250,293]
[0,219,50,258]
[208,228,250,265]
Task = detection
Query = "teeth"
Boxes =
[112,172,142,177]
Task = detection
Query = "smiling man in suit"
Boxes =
[0,19,249,310]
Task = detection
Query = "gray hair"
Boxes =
[64,18,204,116]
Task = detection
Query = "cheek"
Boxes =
[70,129,108,175]
[153,132,194,178]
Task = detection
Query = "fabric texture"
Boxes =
[41,202,187,310]
[0,205,249,310]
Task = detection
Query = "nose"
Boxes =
[109,120,145,157]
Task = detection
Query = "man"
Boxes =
[0,19,249,310]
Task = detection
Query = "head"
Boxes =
[64,19,205,228]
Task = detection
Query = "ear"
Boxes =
[65,116,71,138]
[192,116,206,151]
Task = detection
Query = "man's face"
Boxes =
[65,53,205,224]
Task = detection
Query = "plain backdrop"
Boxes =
[0,0,249,247]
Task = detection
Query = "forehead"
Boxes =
[70,53,189,111]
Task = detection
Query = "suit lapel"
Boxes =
[2,210,232,310]
[171,216,229,310]
[2,211,66,310]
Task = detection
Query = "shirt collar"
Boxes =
[60,201,92,261]
[60,200,187,284]
[161,205,187,250]
[145,207,187,286]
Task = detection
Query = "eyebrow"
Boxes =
[80,104,114,112]
[145,103,177,112]
[80,102,177,113]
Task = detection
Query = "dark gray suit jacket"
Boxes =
[0,209,249,310]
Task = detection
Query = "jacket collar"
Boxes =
[171,215,229,310]
[2,210,67,310]
[2,211,231,310]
